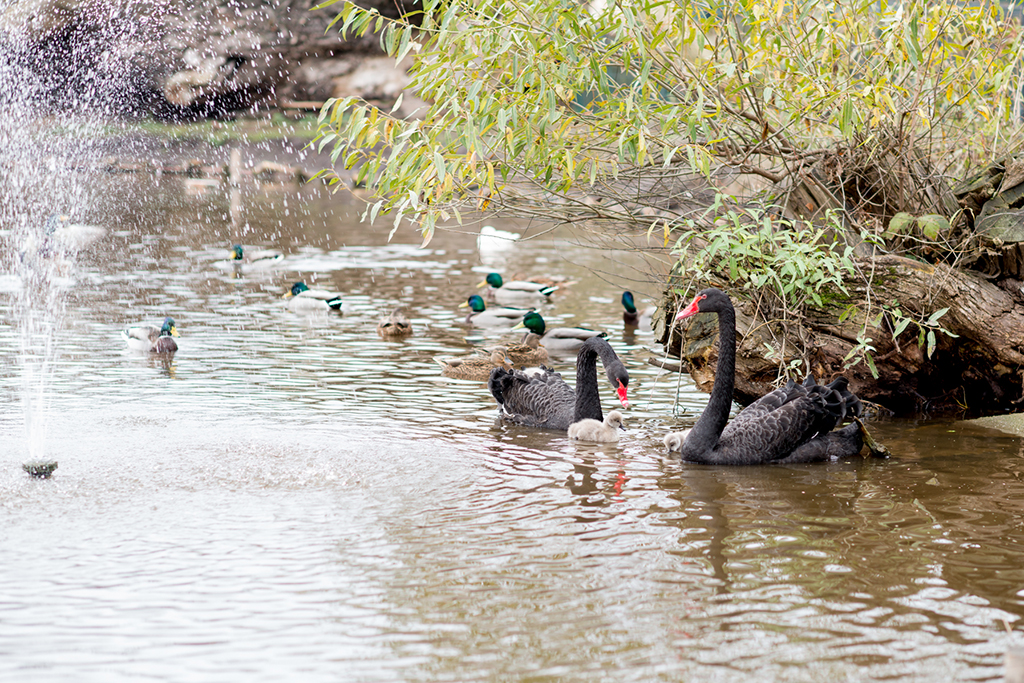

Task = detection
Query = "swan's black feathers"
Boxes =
[488,366,576,429]
[777,423,864,463]
[673,288,865,465]
[713,374,862,464]
[487,337,628,432]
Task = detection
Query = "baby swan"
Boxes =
[663,430,691,453]
[568,410,626,443]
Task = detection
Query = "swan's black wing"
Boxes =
[714,393,830,464]
[776,423,864,463]
[488,366,575,430]
[717,376,864,464]
[720,379,808,440]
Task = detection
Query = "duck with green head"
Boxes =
[122,316,179,353]
[479,272,557,305]
[283,282,347,313]
[459,294,532,327]
[228,244,283,272]
[515,311,604,353]
[621,291,655,330]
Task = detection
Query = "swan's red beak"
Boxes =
[616,380,630,409]
[674,293,706,321]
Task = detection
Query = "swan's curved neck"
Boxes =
[573,345,602,423]
[685,305,735,455]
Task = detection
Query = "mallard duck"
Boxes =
[20,214,103,266]
[283,282,346,312]
[489,332,548,367]
[459,294,532,327]
[228,244,283,272]
[509,272,578,289]
[479,272,557,304]
[514,311,605,353]
[435,347,512,381]
[377,307,413,337]
[622,291,655,330]
[122,316,179,353]
[568,410,626,443]
[45,213,106,250]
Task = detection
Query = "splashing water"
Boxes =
[3,170,86,460]
[0,7,143,459]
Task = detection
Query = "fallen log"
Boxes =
[659,253,1024,416]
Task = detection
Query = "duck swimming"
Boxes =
[283,282,347,313]
[436,347,513,381]
[514,311,605,353]
[621,291,655,330]
[377,308,413,337]
[479,272,557,305]
[498,332,549,367]
[228,244,283,272]
[459,294,532,327]
[122,317,179,353]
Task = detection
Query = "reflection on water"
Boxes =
[1,168,1023,682]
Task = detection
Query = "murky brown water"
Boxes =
[1,143,1023,682]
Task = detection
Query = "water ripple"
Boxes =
[0,173,1021,682]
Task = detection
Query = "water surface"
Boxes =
[1,157,1022,682]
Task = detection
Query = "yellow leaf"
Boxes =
[882,92,895,113]
[917,107,930,130]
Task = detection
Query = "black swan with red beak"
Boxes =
[664,288,866,465]
[488,336,630,431]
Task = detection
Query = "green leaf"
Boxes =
[864,353,879,379]
[926,307,950,326]
[433,151,446,179]
[918,214,950,240]
[887,212,915,236]
[839,97,854,136]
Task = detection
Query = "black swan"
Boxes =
[664,288,866,465]
[487,336,629,431]
[568,410,626,442]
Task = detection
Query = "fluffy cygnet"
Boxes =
[663,430,691,453]
[567,410,626,443]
